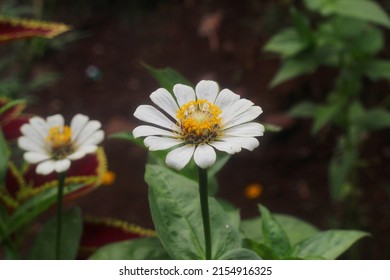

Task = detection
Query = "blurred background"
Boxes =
[1,0,389,259]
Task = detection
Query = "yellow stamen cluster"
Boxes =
[176,99,222,145]
[46,125,74,158]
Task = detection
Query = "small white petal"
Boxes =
[70,114,90,141]
[214,88,240,109]
[194,144,216,169]
[166,145,195,170]
[23,152,50,164]
[20,123,45,143]
[67,145,97,160]
[54,159,71,173]
[150,88,179,119]
[144,136,182,151]
[223,106,263,129]
[173,84,196,106]
[29,116,50,138]
[223,122,264,137]
[220,99,254,125]
[78,130,104,147]
[209,141,241,154]
[18,137,46,153]
[46,114,64,128]
[73,120,102,146]
[195,80,219,103]
[133,125,176,138]
[36,160,55,175]
[222,136,259,151]
[134,105,178,131]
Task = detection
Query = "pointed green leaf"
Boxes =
[365,59,390,80]
[89,237,170,260]
[259,204,291,257]
[289,101,318,118]
[292,230,369,259]
[219,248,262,260]
[243,239,280,259]
[143,63,192,92]
[264,28,308,57]
[146,164,242,260]
[28,207,83,260]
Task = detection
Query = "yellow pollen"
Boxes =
[176,99,222,145]
[46,125,75,159]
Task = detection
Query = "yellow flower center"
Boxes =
[176,99,222,145]
[46,125,74,158]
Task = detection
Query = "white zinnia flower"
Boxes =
[133,80,264,170]
[18,114,104,175]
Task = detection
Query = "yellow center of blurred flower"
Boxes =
[46,125,74,158]
[244,183,263,200]
[176,99,222,145]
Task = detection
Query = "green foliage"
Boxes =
[145,164,243,260]
[242,205,368,260]
[0,130,9,189]
[143,63,192,92]
[28,207,83,260]
[89,237,170,260]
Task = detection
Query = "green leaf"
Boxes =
[289,101,318,118]
[243,239,280,259]
[264,28,308,57]
[241,214,318,246]
[312,101,344,134]
[109,132,145,147]
[146,164,242,260]
[290,7,313,46]
[329,137,358,202]
[89,237,170,260]
[304,0,390,28]
[143,63,192,92]
[292,230,369,259]
[270,57,317,87]
[352,108,390,132]
[365,59,390,80]
[259,204,291,257]
[3,181,91,240]
[0,130,10,189]
[219,248,262,260]
[28,207,83,260]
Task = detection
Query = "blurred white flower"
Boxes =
[133,80,264,170]
[18,114,104,175]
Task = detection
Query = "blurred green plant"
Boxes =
[264,0,390,208]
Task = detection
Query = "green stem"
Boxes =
[198,167,212,260]
[55,171,66,260]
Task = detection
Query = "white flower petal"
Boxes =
[173,84,196,106]
[134,105,178,131]
[78,130,104,147]
[194,144,216,169]
[220,99,254,125]
[150,88,179,119]
[195,80,219,103]
[223,106,263,129]
[133,125,176,138]
[70,114,90,141]
[54,159,71,173]
[36,160,55,175]
[46,114,64,128]
[73,120,102,146]
[223,122,264,137]
[144,136,182,151]
[222,136,259,151]
[29,116,50,138]
[23,152,50,164]
[67,145,97,160]
[166,145,195,170]
[18,136,47,153]
[214,88,240,109]
[209,141,241,154]
[20,123,45,144]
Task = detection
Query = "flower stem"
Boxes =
[198,167,212,260]
[55,171,66,260]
